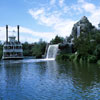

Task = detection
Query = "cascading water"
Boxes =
[46,44,59,60]
[20,44,59,63]
[77,26,80,37]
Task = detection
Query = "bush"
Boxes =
[69,53,79,62]
[69,54,75,61]
[88,55,97,63]
[56,54,70,61]
[94,44,100,59]
[32,40,47,58]
[97,60,100,65]
[22,42,34,56]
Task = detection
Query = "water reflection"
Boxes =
[0,59,100,100]
[46,61,59,79]
[4,62,22,86]
[71,62,100,87]
[2,62,22,100]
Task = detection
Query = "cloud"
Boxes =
[59,0,64,7]
[89,9,100,27]
[27,0,100,42]
[81,2,96,13]
[78,0,85,3]
[78,0,100,27]
[1,0,98,43]
[28,8,76,38]
[29,8,44,19]
[50,0,56,5]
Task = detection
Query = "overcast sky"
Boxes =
[0,0,100,43]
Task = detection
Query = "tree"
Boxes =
[50,35,64,44]
[73,31,91,60]
[22,42,34,56]
[32,40,47,58]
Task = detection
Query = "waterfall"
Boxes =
[77,26,80,37]
[46,44,59,60]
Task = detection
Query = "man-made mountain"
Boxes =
[71,16,95,38]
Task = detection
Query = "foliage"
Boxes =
[22,42,34,56]
[73,32,90,59]
[56,54,70,61]
[59,44,72,54]
[32,40,47,58]
[88,55,97,63]
[56,27,100,63]
[72,29,100,63]
[50,35,64,44]
[69,54,76,61]
[94,32,100,44]
[94,44,100,60]
[97,60,100,65]
[22,40,47,58]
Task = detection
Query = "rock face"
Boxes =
[71,16,95,38]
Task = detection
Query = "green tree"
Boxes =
[32,40,47,58]
[50,35,64,44]
[73,31,91,60]
[22,42,34,56]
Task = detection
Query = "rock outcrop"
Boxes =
[71,16,95,38]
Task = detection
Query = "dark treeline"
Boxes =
[22,36,64,58]
[22,39,47,58]
[22,42,34,56]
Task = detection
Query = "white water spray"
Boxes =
[46,44,59,60]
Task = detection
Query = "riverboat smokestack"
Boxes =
[17,25,19,42]
[6,25,8,42]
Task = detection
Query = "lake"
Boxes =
[0,59,100,100]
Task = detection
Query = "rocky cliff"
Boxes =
[71,16,95,38]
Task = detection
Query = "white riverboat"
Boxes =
[2,25,23,60]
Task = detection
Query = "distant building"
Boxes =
[2,25,23,60]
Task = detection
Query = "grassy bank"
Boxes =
[56,53,100,65]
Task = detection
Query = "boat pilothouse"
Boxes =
[2,25,23,60]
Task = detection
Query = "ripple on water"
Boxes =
[0,59,100,100]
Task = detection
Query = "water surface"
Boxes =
[0,59,100,100]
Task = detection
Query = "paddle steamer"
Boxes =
[2,25,23,60]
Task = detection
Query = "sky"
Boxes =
[0,0,100,43]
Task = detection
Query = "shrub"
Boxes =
[69,54,75,61]
[32,40,47,58]
[97,60,100,65]
[56,54,69,61]
[94,44,100,59]
[88,55,97,63]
